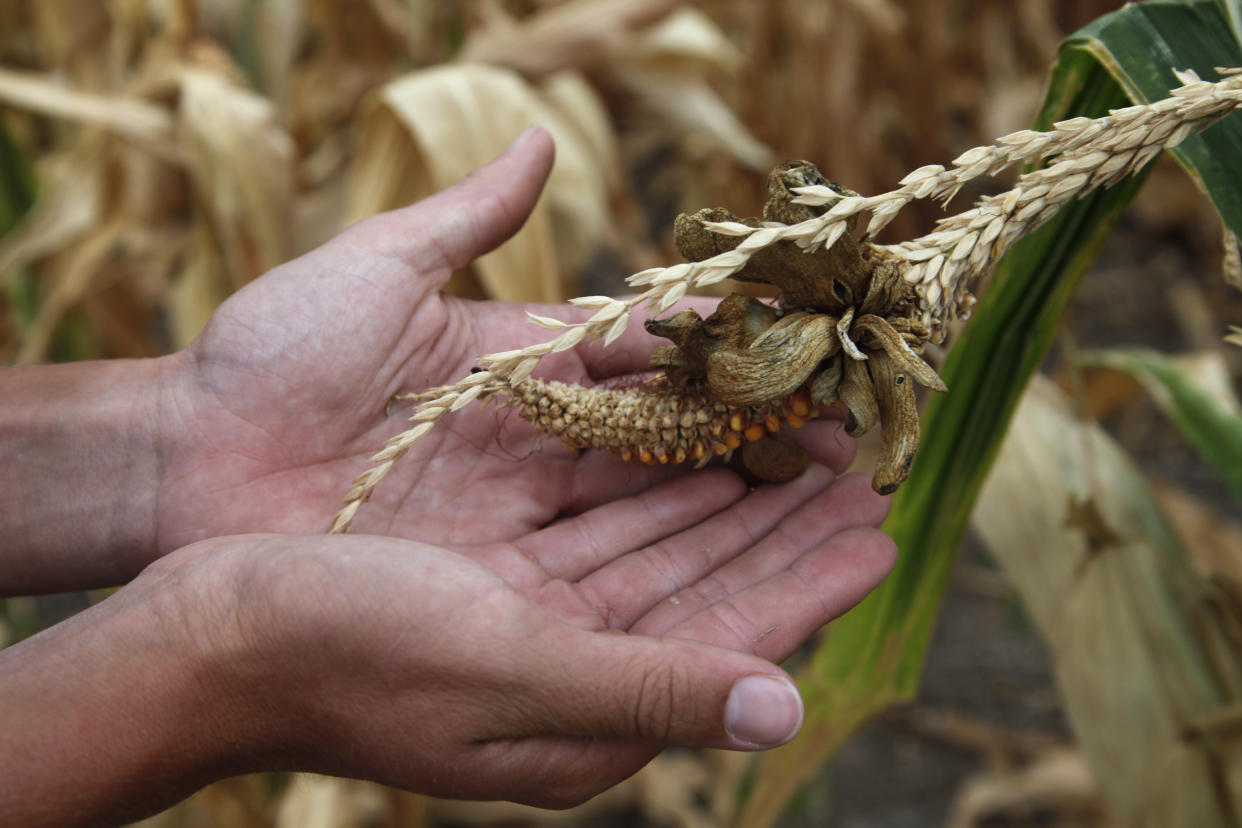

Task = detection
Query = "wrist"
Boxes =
[0,356,173,593]
[142,537,315,770]
[0,550,272,826]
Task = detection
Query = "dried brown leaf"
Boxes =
[0,141,104,281]
[975,377,1242,827]
[946,748,1115,828]
[177,68,296,288]
[0,67,176,157]
[166,225,230,349]
[15,218,123,364]
[348,63,611,303]
[617,71,775,171]
[625,6,744,75]
[461,0,679,77]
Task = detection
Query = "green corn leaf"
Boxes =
[1080,347,1242,504]
[738,3,1242,825]
[1217,0,1242,48]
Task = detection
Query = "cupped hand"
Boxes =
[154,126,875,555]
[162,469,894,807]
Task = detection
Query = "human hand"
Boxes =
[0,502,892,824]
[239,456,891,803]
[153,127,876,555]
[0,402,893,825]
[109,480,891,815]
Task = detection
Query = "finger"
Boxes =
[556,415,855,518]
[511,468,746,582]
[577,464,836,626]
[517,626,805,751]
[563,448,724,515]
[331,126,556,292]
[583,472,890,631]
[638,527,897,659]
[644,527,896,657]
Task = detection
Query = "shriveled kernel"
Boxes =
[620,447,633,462]
[693,440,707,460]
[674,446,687,464]
[639,447,655,464]
[764,414,781,433]
[656,449,670,464]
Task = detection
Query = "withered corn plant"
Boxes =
[330,3,1242,825]
[331,66,1242,532]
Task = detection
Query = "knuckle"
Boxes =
[632,660,685,742]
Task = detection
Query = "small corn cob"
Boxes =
[507,378,816,466]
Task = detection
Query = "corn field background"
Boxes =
[2,1,1241,827]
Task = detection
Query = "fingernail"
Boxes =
[725,675,804,748]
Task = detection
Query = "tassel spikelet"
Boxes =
[330,69,1242,534]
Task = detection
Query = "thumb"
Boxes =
[337,125,555,286]
[529,627,805,750]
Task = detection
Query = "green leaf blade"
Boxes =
[739,3,1242,825]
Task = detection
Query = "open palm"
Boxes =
[154,129,885,568]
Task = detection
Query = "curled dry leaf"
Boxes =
[609,7,774,170]
[656,160,944,490]
[974,377,1242,827]
[460,0,680,77]
[347,63,613,303]
[178,68,296,289]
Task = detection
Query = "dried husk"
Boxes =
[974,376,1242,828]
[704,313,838,406]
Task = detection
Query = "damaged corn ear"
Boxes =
[511,378,815,482]
[705,313,839,406]
[331,75,1242,532]
[853,314,947,392]
[867,351,921,494]
[839,357,879,437]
